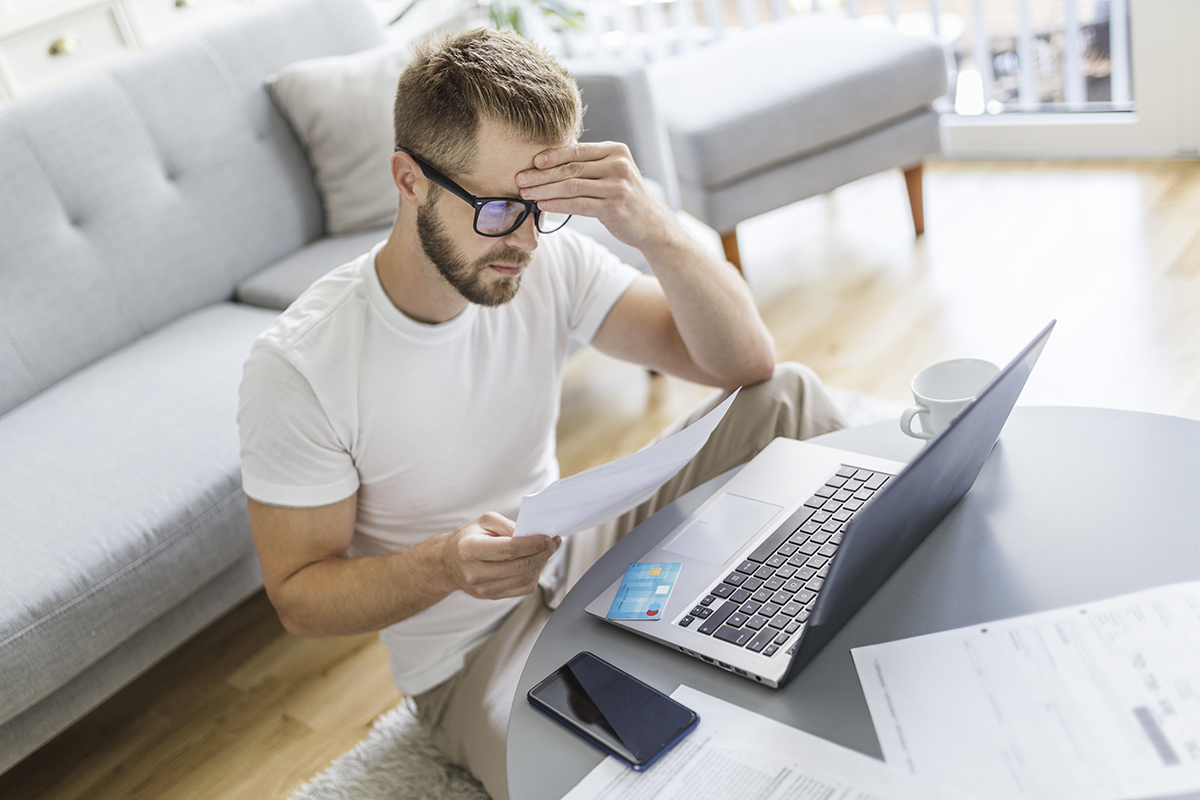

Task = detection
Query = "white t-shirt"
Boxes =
[237,229,640,693]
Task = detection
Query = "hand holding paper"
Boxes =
[514,390,739,538]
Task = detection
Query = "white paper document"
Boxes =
[562,685,963,800]
[514,390,738,538]
[852,582,1200,800]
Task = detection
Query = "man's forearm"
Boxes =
[641,222,776,387]
[270,533,453,638]
[515,140,775,387]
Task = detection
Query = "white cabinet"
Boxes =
[0,3,135,98]
[0,0,261,105]
[125,0,244,47]
[0,1,431,107]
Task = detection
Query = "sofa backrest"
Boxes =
[0,0,384,417]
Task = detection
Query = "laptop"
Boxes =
[585,321,1056,688]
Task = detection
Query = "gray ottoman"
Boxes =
[647,14,948,270]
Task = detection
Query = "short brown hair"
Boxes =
[394,28,583,176]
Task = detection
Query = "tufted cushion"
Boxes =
[0,0,384,417]
[648,15,948,191]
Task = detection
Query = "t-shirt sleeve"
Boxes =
[556,229,642,346]
[237,342,360,508]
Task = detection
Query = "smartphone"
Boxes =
[527,651,699,770]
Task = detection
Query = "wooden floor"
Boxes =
[3,160,1198,799]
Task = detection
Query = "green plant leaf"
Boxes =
[387,0,426,26]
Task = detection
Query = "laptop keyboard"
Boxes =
[677,466,890,656]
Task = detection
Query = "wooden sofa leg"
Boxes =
[903,163,925,236]
[721,229,744,275]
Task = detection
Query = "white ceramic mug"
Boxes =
[900,358,1000,440]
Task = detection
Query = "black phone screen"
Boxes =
[527,651,698,768]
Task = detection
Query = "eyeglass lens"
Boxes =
[476,200,570,236]
[476,201,526,235]
[536,209,571,233]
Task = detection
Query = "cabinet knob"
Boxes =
[48,35,81,57]
[175,0,191,7]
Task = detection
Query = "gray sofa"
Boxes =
[0,0,667,772]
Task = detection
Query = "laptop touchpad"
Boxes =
[662,494,783,566]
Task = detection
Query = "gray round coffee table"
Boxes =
[508,406,1200,800]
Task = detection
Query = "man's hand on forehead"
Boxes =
[515,141,673,249]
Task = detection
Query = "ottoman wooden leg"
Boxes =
[903,163,925,236]
[721,229,743,275]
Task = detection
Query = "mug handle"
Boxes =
[900,405,934,440]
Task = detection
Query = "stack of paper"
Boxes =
[563,685,964,800]
[853,582,1200,800]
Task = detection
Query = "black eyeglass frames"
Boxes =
[394,147,571,237]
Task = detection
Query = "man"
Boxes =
[238,28,846,799]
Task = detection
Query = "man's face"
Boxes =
[416,190,528,307]
[414,120,570,307]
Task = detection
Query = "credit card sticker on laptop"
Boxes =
[606,562,681,621]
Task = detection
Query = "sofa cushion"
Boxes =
[236,226,392,310]
[0,0,384,418]
[267,43,409,236]
[0,302,277,727]
[647,15,947,190]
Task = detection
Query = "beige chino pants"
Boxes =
[413,363,848,800]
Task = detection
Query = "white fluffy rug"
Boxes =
[288,388,903,800]
[289,700,490,800]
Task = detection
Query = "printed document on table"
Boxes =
[852,581,1200,800]
[514,390,738,538]
[562,685,963,800]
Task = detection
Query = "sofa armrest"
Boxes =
[563,57,680,210]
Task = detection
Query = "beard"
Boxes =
[416,193,530,307]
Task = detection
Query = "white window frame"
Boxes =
[942,0,1200,158]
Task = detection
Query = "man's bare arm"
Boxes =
[248,495,560,638]
[517,141,775,389]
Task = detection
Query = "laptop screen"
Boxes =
[781,320,1056,685]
